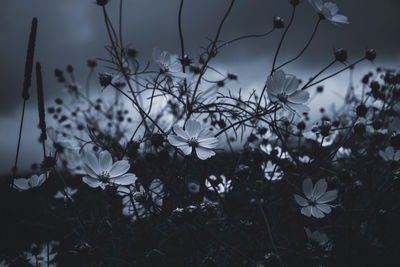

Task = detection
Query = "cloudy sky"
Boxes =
[1,0,399,174]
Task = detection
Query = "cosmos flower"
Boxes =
[261,161,283,181]
[168,120,219,160]
[308,0,349,24]
[294,178,338,218]
[379,146,400,162]
[205,174,232,194]
[118,179,165,221]
[24,242,58,267]
[152,47,184,81]
[266,70,310,116]
[13,173,48,191]
[82,150,137,189]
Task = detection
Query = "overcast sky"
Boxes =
[1,0,399,174]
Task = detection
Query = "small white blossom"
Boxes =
[25,242,58,267]
[13,173,48,191]
[379,146,400,162]
[168,120,219,160]
[308,0,349,24]
[152,47,183,80]
[118,179,165,221]
[82,150,137,189]
[266,70,310,116]
[294,178,338,218]
[261,161,283,181]
[205,174,231,194]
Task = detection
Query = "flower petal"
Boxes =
[82,176,102,188]
[13,178,30,190]
[286,102,310,114]
[198,137,219,149]
[283,75,300,95]
[330,14,349,24]
[312,179,328,199]
[317,189,338,203]
[168,135,188,147]
[311,206,325,218]
[301,206,312,217]
[178,144,192,155]
[195,147,216,160]
[111,173,137,185]
[316,204,332,214]
[99,150,113,173]
[173,125,190,139]
[288,90,309,104]
[302,178,313,199]
[83,152,101,175]
[185,120,201,138]
[294,194,309,207]
[109,160,130,178]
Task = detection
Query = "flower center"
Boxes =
[99,171,110,182]
[133,192,147,202]
[277,93,288,103]
[308,199,317,206]
[187,137,199,147]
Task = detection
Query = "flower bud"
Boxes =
[334,48,347,63]
[289,0,300,6]
[365,49,376,61]
[356,104,368,117]
[87,59,97,68]
[273,16,285,29]
[99,73,113,87]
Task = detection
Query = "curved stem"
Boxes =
[271,5,296,74]
[275,17,321,71]
[178,0,186,73]
[217,27,275,49]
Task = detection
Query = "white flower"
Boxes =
[304,227,329,247]
[205,174,231,194]
[152,47,183,80]
[0,260,9,267]
[294,178,338,218]
[168,120,219,160]
[308,0,349,24]
[82,150,137,189]
[266,70,310,116]
[25,242,58,267]
[379,146,400,162]
[54,187,78,202]
[118,179,165,221]
[261,161,283,181]
[13,173,48,191]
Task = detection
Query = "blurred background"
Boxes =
[0,0,399,174]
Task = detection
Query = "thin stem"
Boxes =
[119,0,123,48]
[304,57,366,89]
[217,27,275,49]
[189,0,236,116]
[178,0,186,73]
[301,59,336,90]
[275,17,321,71]
[271,5,296,74]
[12,100,26,181]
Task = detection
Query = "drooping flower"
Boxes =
[118,179,165,221]
[294,178,338,218]
[13,173,48,191]
[54,187,78,202]
[266,70,310,116]
[308,0,349,24]
[168,120,219,160]
[82,150,137,189]
[379,146,400,162]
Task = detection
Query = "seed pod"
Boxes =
[22,18,38,100]
[36,62,47,142]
